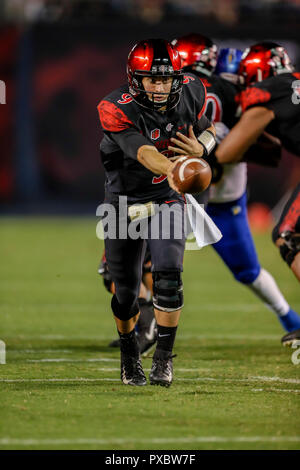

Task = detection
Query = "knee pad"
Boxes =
[234,266,261,284]
[278,232,300,267]
[152,271,183,312]
[111,294,139,321]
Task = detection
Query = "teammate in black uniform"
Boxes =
[215,42,299,162]
[97,38,216,386]
[213,42,300,344]
[171,35,300,343]
[272,184,300,345]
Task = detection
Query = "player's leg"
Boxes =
[105,235,147,385]
[136,246,157,355]
[98,247,156,352]
[272,183,300,283]
[147,199,185,387]
[271,184,300,345]
[206,192,300,334]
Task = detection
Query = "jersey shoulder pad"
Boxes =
[97,85,136,132]
[238,84,272,112]
[183,72,207,118]
[293,72,300,80]
[238,74,295,112]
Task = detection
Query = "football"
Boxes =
[172,156,212,194]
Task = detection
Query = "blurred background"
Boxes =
[0,0,300,225]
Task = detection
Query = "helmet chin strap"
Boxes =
[147,91,169,110]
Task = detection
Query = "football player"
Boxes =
[213,42,300,345]
[97,38,216,386]
[170,36,300,340]
[272,183,300,345]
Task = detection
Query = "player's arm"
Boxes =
[98,100,179,191]
[137,145,173,175]
[215,106,275,164]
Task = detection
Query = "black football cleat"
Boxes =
[149,349,174,388]
[281,328,300,347]
[120,352,147,386]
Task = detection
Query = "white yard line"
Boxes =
[251,388,300,394]
[26,358,119,363]
[0,375,299,385]
[2,331,290,341]
[0,436,299,446]
[9,349,72,354]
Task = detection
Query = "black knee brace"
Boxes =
[278,231,300,267]
[111,295,139,321]
[152,271,183,312]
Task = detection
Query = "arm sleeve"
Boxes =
[110,128,153,160]
[193,115,212,137]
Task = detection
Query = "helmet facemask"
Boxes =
[129,66,183,112]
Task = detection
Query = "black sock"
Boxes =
[118,329,139,357]
[156,325,177,353]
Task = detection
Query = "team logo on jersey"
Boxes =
[232,205,241,216]
[166,123,173,132]
[151,129,160,140]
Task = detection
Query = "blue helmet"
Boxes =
[215,48,243,83]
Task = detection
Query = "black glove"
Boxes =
[204,151,224,184]
[242,132,282,168]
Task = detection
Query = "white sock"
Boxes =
[247,268,289,317]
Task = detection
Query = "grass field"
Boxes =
[1,217,299,451]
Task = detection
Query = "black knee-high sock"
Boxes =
[118,329,139,357]
[156,325,177,353]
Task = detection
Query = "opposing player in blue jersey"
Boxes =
[170,36,300,341]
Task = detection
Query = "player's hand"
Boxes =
[166,160,182,194]
[168,125,204,157]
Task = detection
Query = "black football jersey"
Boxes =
[98,73,209,203]
[194,73,238,129]
[238,72,300,157]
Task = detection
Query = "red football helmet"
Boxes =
[127,38,183,111]
[171,33,218,76]
[238,42,294,86]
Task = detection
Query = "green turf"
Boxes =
[0,217,299,450]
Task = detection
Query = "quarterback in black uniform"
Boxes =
[97,38,216,387]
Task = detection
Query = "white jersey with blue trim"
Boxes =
[209,162,247,203]
[208,121,247,203]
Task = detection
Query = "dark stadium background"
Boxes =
[0,0,300,217]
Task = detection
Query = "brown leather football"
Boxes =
[172,156,212,194]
